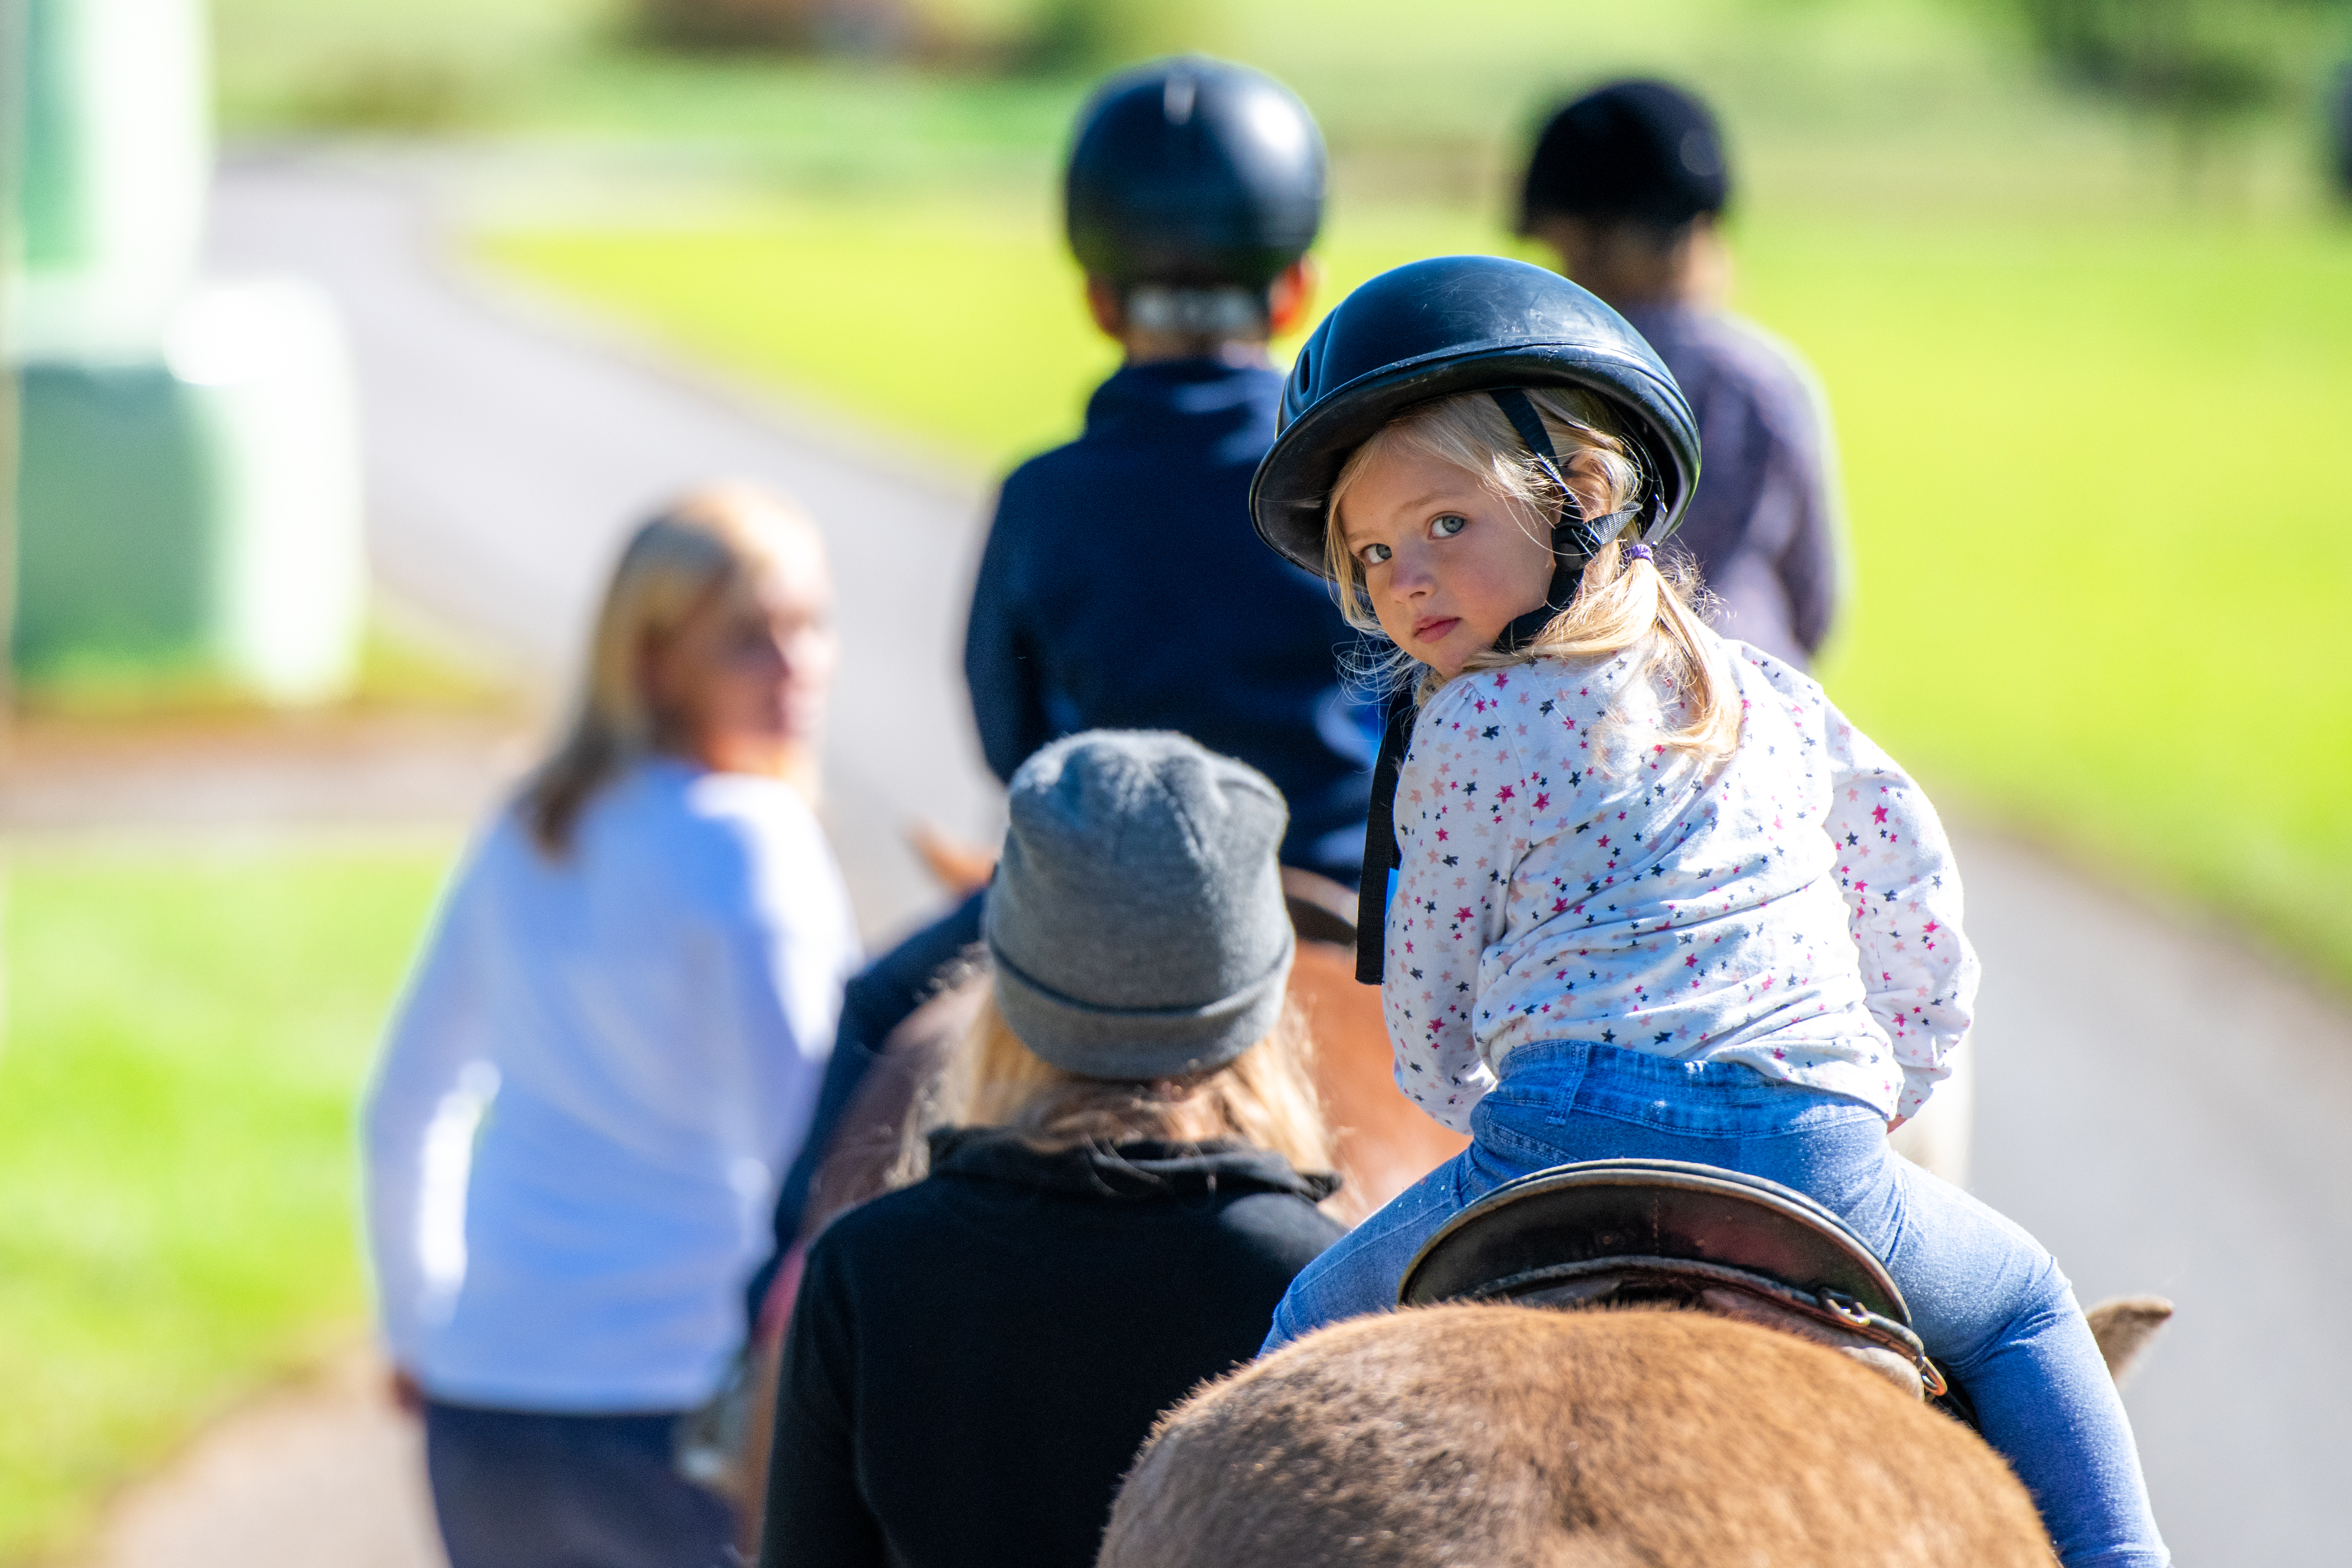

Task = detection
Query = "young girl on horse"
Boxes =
[1248,256,2166,1568]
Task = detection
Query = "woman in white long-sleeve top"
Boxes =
[365,485,861,1568]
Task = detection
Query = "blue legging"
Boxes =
[1268,1041,2169,1568]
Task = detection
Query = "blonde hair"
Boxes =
[521,484,822,854]
[1324,387,1738,756]
[891,995,1334,1188]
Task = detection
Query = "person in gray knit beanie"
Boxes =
[986,729,1297,1081]
[760,727,1340,1568]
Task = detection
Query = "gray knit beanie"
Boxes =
[986,730,1295,1082]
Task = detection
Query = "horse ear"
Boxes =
[2085,1295,2174,1388]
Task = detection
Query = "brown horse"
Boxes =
[1278,870,1469,1224]
[1101,1303,2058,1568]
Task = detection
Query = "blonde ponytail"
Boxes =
[1326,386,1739,757]
[891,996,1334,1190]
[1459,532,1739,755]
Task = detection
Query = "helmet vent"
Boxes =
[1163,74,1197,126]
[1679,129,1720,178]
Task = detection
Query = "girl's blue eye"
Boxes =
[1360,542,1392,566]
[1431,514,1468,538]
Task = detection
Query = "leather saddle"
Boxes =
[1396,1158,1977,1424]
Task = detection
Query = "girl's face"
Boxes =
[1336,444,1557,679]
[647,542,838,782]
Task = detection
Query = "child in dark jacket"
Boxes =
[759,731,1342,1568]
[964,57,1380,885]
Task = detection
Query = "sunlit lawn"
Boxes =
[1745,218,2352,975]
[478,200,1510,467]
[483,202,2352,984]
[0,843,451,1563]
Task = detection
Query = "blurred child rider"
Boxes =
[1520,79,1843,669]
[365,486,861,1568]
[965,56,1383,887]
[760,732,1343,1568]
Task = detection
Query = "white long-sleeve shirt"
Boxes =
[1383,633,1975,1133]
[364,758,859,1411]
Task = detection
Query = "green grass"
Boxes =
[487,199,1120,467]
[0,843,453,1563]
[214,0,2341,214]
[480,200,1502,467]
[1752,217,2352,973]
[12,606,525,724]
[480,200,2352,989]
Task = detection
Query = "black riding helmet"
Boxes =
[1518,78,1731,235]
[1248,254,1700,580]
[1065,57,1326,293]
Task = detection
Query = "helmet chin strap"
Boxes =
[1352,389,1650,988]
[1487,387,1640,654]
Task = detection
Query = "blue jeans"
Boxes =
[422,1402,736,1568]
[1268,1041,2168,1568]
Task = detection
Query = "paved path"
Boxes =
[155,147,2348,1565]
[0,712,529,839]
[76,1349,443,1568]
[1962,833,2352,1561]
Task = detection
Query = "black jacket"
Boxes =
[759,1129,1343,1568]
[963,360,1382,884]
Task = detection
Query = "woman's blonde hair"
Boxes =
[1324,387,1739,756]
[521,484,821,854]
[891,993,1334,1188]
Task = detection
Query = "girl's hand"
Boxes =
[909,822,996,896]
[1885,1114,1909,1134]
[388,1365,425,1416]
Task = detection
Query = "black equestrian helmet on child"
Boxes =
[1066,57,1326,304]
[1249,254,1700,578]
[1517,78,1730,233]
[1248,254,1705,980]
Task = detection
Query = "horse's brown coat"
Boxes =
[1287,940,1469,1225]
[1101,1304,2053,1568]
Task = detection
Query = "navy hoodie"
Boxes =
[964,359,1379,882]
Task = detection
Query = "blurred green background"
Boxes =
[417,0,2352,983]
[0,844,450,1560]
[5,0,2348,1559]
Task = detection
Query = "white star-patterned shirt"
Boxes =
[1383,631,1976,1132]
